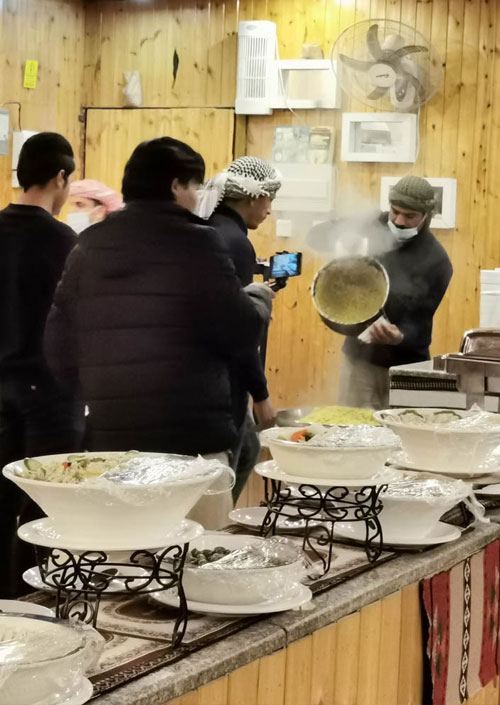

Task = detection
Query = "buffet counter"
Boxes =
[91,518,500,705]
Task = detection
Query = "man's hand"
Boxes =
[365,320,404,345]
[253,397,277,430]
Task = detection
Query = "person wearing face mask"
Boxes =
[336,175,453,409]
[67,179,123,234]
[197,157,281,501]
[44,137,272,480]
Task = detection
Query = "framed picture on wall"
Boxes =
[380,176,457,229]
[341,112,418,163]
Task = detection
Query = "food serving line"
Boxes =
[5,390,500,705]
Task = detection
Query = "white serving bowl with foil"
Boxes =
[378,477,471,539]
[0,614,100,705]
[176,533,304,605]
[260,426,399,480]
[3,452,223,547]
[374,408,500,476]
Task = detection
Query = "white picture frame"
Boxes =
[341,112,418,163]
[380,176,457,229]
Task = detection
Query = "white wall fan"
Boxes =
[331,20,443,111]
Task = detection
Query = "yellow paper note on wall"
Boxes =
[24,60,38,89]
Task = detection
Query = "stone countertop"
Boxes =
[93,520,500,705]
[389,360,456,380]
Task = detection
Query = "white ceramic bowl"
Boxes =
[374,408,500,475]
[0,614,98,705]
[379,493,463,539]
[261,427,399,480]
[179,533,304,605]
[3,452,222,547]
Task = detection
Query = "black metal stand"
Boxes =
[34,544,189,647]
[260,477,387,575]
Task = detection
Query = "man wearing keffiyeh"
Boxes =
[197,157,282,501]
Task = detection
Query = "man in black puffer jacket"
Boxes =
[44,137,272,456]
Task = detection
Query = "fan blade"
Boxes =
[339,54,373,71]
[392,45,428,59]
[366,24,384,60]
[394,76,410,100]
[404,71,427,99]
[368,86,388,100]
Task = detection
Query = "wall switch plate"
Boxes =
[12,129,38,187]
[276,219,292,237]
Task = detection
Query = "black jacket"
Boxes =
[343,213,453,368]
[44,201,268,455]
[0,203,76,381]
[209,205,269,426]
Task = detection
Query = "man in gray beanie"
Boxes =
[337,175,453,409]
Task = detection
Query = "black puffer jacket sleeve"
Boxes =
[43,245,84,392]
[188,227,266,357]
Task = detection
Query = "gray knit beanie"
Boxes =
[389,176,436,214]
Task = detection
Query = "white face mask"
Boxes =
[67,211,91,235]
[388,219,420,241]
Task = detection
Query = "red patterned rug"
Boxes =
[422,539,500,705]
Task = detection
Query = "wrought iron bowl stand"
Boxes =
[260,477,388,575]
[34,543,189,647]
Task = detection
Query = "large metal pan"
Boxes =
[311,255,389,336]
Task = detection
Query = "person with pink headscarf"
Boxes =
[67,179,123,233]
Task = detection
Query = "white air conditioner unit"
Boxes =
[235,21,277,115]
[236,21,340,114]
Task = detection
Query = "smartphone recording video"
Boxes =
[270,252,302,279]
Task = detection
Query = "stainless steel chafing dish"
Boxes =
[434,329,500,407]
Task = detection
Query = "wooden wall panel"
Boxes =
[84,107,235,193]
[81,0,500,409]
[0,0,85,208]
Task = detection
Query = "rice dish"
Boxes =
[301,405,380,426]
[313,257,387,325]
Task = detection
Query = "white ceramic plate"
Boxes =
[150,583,312,616]
[388,450,499,478]
[475,484,500,497]
[334,520,462,547]
[41,677,93,705]
[0,599,53,617]
[23,565,150,594]
[255,460,406,488]
[18,518,204,551]
[228,506,323,531]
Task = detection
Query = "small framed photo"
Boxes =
[341,112,417,163]
[380,176,457,229]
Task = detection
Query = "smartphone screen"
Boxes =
[270,252,302,278]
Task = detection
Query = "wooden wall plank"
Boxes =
[283,635,314,705]
[257,649,286,705]
[356,600,382,705]
[334,612,361,705]
[228,660,260,705]
[376,591,403,705]
[310,623,336,705]
[397,583,423,705]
